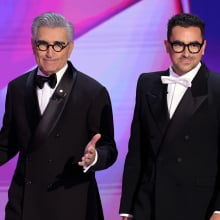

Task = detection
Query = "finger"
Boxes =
[78,161,85,166]
[78,157,91,167]
[88,133,101,148]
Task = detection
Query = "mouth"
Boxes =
[180,57,192,64]
[43,59,57,62]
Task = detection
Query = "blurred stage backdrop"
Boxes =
[0,0,219,219]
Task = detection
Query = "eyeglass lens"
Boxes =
[35,40,68,52]
[170,41,203,53]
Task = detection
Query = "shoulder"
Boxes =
[7,68,36,89]
[76,71,104,89]
[68,61,105,90]
[209,70,220,95]
[74,69,110,100]
[200,62,220,86]
[137,70,168,88]
[209,70,220,82]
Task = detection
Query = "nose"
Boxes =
[182,46,190,57]
[45,46,54,57]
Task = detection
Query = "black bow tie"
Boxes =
[35,73,57,89]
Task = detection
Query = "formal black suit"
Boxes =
[120,63,220,220]
[0,61,117,220]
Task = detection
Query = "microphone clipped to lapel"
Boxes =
[52,88,67,101]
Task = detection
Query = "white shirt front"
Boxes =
[36,64,68,114]
[167,62,201,118]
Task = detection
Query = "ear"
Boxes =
[67,41,74,57]
[164,40,170,53]
[201,40,206,55]
[31,39,36,54]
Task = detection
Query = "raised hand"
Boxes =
[78,133,101,167]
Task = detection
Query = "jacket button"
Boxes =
[26,180,32,185]
[184,135,190,140]
[177,157,183,163]
[48,159,53,163]
[47,183,53,189]
[55,133,60,137]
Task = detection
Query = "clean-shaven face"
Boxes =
[32,26,74,76]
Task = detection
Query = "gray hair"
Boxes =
[31,12,74,41]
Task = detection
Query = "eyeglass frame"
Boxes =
[35,40,70,52]
[168,40,204,54]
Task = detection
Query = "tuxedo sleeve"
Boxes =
[119,75,143,214]
[87,86,117,171]
[0,83,19,165]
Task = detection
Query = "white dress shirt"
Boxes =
[166,62,201,118]
[36,64,68,114]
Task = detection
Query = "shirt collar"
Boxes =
[37,63,68,85]
[169,62,201,83]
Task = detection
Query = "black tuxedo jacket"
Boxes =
[0,61,117,220]
[120,63,220,220]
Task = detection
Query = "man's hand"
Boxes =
[78,133,101,167]
[122,217,133,220]
[210,213,220,220]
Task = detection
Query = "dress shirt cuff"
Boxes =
[214,211,220,213]
[120,213,134,218]
[83,150,98,173]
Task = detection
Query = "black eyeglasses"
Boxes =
[169,40,204,54]
[35,40,70,52]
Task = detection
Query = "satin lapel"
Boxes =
[147,73,170,134]
[25,69,41,133]
[30,64,77,151]
[162,64,208,147]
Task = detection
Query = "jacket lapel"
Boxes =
[161,63,209,147]
[147,71,170,135]
[25,68,41,133]
[30,62,77,151]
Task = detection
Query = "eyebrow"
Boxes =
[36,40,66,44]
[171,40,203,44]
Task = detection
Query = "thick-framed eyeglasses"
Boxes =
[169,40,204,54]
[35,40,70,52]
